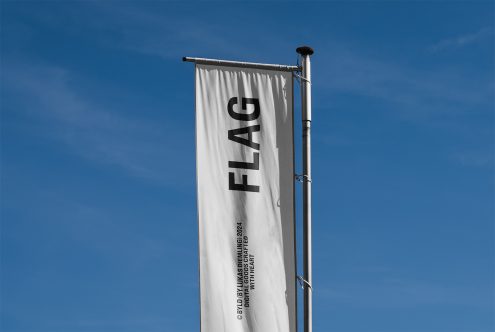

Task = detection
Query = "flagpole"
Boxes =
[297,45,314,332]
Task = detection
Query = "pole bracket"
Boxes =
[297,276,313,290]
[295,174,312,183]
[293,72,311,85]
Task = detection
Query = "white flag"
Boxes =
[195,64,296,332]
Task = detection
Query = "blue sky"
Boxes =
[1,1,494,332]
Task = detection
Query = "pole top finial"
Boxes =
[296,46,314,56]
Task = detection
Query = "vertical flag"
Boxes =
[195,64,296,332]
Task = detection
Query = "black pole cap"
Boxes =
[296,46,314,56]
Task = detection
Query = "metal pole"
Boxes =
[297,45,314,332]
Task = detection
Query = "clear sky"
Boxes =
[1,1,494,332]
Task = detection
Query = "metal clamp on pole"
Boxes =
[293,72,312,85]
[297,45,314,332]
[297,275,313,290]
[295,174,312,183]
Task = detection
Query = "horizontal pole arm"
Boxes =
[183,56,301,72]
